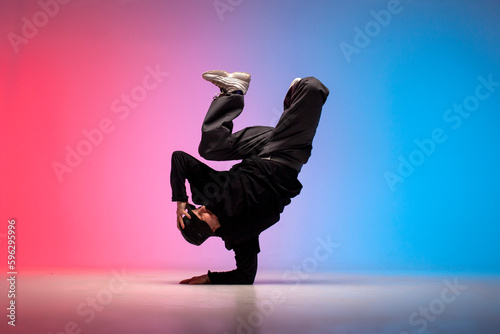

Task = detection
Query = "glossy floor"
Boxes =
[2,270,499,334]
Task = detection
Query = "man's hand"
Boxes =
[176,201,191,230]
[179,274,210,284]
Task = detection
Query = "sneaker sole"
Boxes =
[202,70,251,94]
[289,77,302,90]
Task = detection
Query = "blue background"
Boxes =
[235,0,500,273]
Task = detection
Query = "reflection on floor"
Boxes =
[2,270,499,334]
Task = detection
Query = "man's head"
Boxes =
[181,204,221,246]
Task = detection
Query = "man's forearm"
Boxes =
[170,151,189,201]
[207,267,257,285]
[207,236,260,284]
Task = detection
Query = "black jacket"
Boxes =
[171,151,302,284]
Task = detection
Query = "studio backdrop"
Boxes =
[1,0,499,273]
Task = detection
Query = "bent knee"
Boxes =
[171,150,190,163]
[198,143,217,160]
[301,77,330,102]
[172,150,186,158]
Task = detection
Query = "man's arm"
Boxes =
[170,151,191,202]
[171,151,195,230]
[207,236,260,284]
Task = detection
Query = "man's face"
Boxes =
[192,206,221,232]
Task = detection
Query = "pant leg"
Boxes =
[258,77,329,167]
[198,93,273,161]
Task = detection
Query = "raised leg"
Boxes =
[258,77,330,168]
[198,93,273,161]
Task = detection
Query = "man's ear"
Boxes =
[199,205,207,213]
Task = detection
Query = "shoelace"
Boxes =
[213,88,228,100]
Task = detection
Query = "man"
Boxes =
[171,70,329,284]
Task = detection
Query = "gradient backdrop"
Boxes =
[1,0,500,274]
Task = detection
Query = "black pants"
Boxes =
[171,77,329,250]
[171,77,329,204]
[198,77,330,171]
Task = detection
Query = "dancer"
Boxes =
[171,70,329,284]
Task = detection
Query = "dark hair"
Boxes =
[180,204,216,246]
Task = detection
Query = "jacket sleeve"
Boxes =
[170,151,192,202]
[207,236,260,284]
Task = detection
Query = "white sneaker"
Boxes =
[202,70,251,95]
[289,77,302,90]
